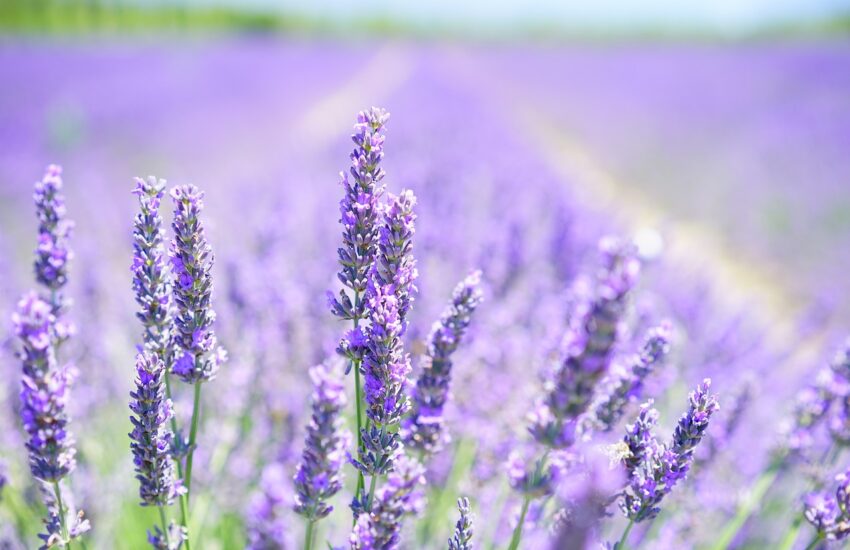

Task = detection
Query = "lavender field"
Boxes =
[1,38,850,550]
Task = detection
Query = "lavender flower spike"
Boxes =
[583,322,672,434]
[293,364,350,521]
[530,238,641,449]
[169,184,226,383]
[804,467,850,542]
[448,497,474,550]
[403,270,483,455]
[132,177,172,360]
[350,455,426,550]
[14,292,89,546]
[329,107,389,324]
[620,379,719,523]
[33,164,74,312]
[129,351,182,506]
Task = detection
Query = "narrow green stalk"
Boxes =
[804,532,824,550]
[617,519,635,550]
[778,516,804,550]
[507,497,531,550]
[51,481,71,549]
[163,373,190,545]
[367,473,379,510]
[184,382,203,498]
[158,506,171,547]
[354,364,365,493]
[711,458,783,550]
[304,520,316,550]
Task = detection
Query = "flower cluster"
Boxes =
[129,351,182,507]
[804,468,850,542]
[350,455,426,550]
[293,364,350,521]
[582,323,672,434]
[33,164,74,311]
[132,176,173,360]
[246,464,290,550]
[169,184,227,383]
[530,238,641,449]
[404,270,483,455]
[329,107,389,323]
[448,497,474,550]
[14,292,77,483]
[619,380,719,522]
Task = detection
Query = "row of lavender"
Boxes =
[2,102,849,550]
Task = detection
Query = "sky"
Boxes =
[181,0,850,33]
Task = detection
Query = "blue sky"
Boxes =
[183,0,850,32]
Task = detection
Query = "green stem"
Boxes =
[367,473,379,511]
[51,481,71,549]
[164,374,190,548]
[778,516,804,550]
[354,362,365,493]
[617,519,635,550]
[184,381,203,498]
[711,457,783,550]
[158,506,170,547]
[507,497,531,550]
[804,533,824,550]
[304,520,316,550]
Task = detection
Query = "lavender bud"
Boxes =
[33,165,74,312]
[583,323,671,434]
[129,351,182,506]
[448,497,474,550]
[404,271,483,455]
[13,292,77,482]
[132,177,173,361]
[530,238,640,449]
[330,107,389,322]
[805,468,850,541]
[350,455,426,550]
[622,401,660,478]
[293,364,350,521]
[147,523,187,550]
[169,184,226,383]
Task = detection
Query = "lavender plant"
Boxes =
[403,271,483,457]
[447,497,473,550]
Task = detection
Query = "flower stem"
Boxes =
[184,381,203,498]
[804,532,824,550]
[304,520,316,550]
[159,506,171,547]
[507,496,531,550]
[164,373,190,547]
[367,473,379,511]
[51,481,71,549]
[617,519,635,550]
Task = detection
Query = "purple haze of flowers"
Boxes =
[329,107,389,325]
[129,351,182,506]
[403,270,483,455]
[448,497,474,550]
[33,164,74,312]
[786,340,850,454]
[169,184,227,383]
[804,467,850,542]
[350,455,426,550]
[132,177,173,361]
[583,322,672,434]
[293,364,350,521]
[529,237,641,449]
[620,379,719,523]
[246,464,291,550]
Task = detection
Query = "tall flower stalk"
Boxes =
[329,108,388,501]
[168,184,226,545]
[293,364,350,550]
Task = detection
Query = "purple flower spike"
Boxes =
[169,184,226,383]
[350,455,426,550]
[132,177,173,362]
[293,364,350,521]
[448,497,474,550]
[403,270,483,455]
[129,351,182,507]
[246,464,291,550]
[530,238,640,449]
[329,107,389,324]
[33,164,74,312]
[14,292,77,483]
[583,322,672,434]
[804,467,850,541]
[620,379,719,523]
